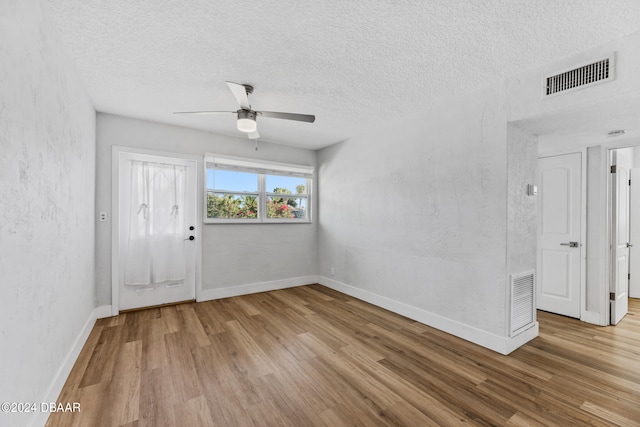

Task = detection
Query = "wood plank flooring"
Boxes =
[46,286,640,427]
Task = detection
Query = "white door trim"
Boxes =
[629,168,640,298]
[111,146,203,315]
[594,145,610,326]
[579,148,588,322]
[610,152,630,324]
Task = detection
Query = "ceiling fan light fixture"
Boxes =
[237,110,257,133]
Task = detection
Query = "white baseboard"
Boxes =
[32,305,107,427]
[198,276,319,302]
[505,323,539,354]
[94,305,113,319]
[317,276,537,355]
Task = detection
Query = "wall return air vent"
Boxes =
[543,54,615,97]
[510,270,535,337]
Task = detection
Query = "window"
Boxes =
[207,169,259,220]
[205,155,313,223]
[266,175,309,219]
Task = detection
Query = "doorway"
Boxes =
[609,146,640,324]
[113,149,199,312]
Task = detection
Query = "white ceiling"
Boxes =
[46,0,640,150]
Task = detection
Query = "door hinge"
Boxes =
[629,273,631,280]
[610,292,615,300]
[629,179,631,186]
[611,165,617,173]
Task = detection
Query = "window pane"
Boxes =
[266,196,307,219]
[265,175,307,195]
[207,192,259,219]
[211,169,258,192]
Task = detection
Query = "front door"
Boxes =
[611,155,629,324]
[117,151,197,311]
[537,153,582,318]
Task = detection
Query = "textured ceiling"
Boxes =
[46,0,640,150]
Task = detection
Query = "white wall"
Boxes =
[317,83,538,353]
[0,1,97,426]
[507,124,538,280]
[96,114,318,306]
[585,146,605,315]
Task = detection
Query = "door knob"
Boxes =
[627,242,634,248]
[560,242,579,247]
[185,236,195,241]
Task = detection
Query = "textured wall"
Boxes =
[0,0,96,423]
[506,124,538,334]
[506,126,538,274]
[95,114,317,305]
[318,83,511,337]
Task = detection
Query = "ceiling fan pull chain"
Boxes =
[255,138,259,151]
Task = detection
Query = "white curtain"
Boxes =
[125,161,186,286]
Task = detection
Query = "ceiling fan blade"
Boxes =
[173,110,235,115]
[258,111,315,123]
[248,130,260,140]
[226,81,251,110]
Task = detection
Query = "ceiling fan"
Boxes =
[173,81,316,140]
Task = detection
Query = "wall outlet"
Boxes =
[330,267,335,276]
[99,212,107,222]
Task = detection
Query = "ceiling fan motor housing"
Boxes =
[237,109,256,120]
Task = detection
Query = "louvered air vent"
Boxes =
[510,271,535,337]
[544,54,615,97]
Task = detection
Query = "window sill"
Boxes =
[204,219,312,225]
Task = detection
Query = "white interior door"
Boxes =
[537,153,582,318]
[611,158,629,325]
[630,168,640,298]
[117,152,197,311]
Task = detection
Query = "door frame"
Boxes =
[630,168,640,298]
[111,146,203,316]
[537,148,588,321]
[609,150,630,324]
[603,140,640,325]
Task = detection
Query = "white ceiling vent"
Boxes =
[543,54,615,97]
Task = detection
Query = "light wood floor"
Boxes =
[47,286,640,427]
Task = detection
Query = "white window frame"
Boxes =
[204,154,313,224]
